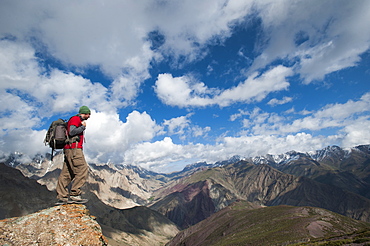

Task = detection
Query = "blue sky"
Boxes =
[1,0,370,172]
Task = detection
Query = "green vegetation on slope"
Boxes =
[168,202,370,246]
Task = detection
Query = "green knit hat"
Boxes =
[79,106,91,114]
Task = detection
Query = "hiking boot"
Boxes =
[55,198,68,205]
[68,195,88,204]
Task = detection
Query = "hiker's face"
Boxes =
[81,113,90,120]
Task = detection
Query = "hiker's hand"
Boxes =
[81,121,86,127]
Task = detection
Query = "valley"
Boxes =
[1,144,370,245]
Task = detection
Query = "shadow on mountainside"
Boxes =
[84,191,179,235]
[268,176,370,222]
[0,163,55,219]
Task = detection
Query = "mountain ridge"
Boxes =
[1,144,370,244]
[166,201,370,246]
[149,160,370,229]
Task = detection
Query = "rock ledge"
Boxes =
[0,204,107,246]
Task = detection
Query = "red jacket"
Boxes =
[64,115,85,149]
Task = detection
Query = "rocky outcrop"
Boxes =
[0,204,107,246]
[0,161,180,246]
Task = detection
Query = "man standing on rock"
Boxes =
[55,106,91,205]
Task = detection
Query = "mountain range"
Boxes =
[1,144,370,245]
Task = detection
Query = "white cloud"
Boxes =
[230,109,249,122]
[155,65,293,107]
[0,128,49,159]
[154,73,215,107]
[163,114,191,136]
[267,96,293,106]
[191,126,211,137]
[215,65,293,106]
[118,131,336,172]
[78,98,369,172]
[1,0,368,107]
[238,93,370,137]
[0,0,254,104]
[122,137,186,170]
[0,40,114,117]
[151,0,253,60]
[0,0,369,173]
[222,133,332,157]
[162,113,211,140]
[340,116,370,148]
[85,110,162,164]
[251,0,370,83]
[0,92,39,130]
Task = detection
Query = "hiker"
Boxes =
[55,106,91,205]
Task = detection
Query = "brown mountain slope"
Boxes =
[150,180,218,229]
[225,163,370,222]
[167,201,370,246]
[274,146,370,199]
[151,161,370,228]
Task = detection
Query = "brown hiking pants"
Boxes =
[56,148,88,200]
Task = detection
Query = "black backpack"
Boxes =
[44,118,68,160]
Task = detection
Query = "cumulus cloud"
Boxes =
[0,39,114,158]
[0,0,253,103]
[251,0,370,83]
[150,0,253,60]
[0,128,49,160]
[238,93,370,136]
[84,110,162,163]
[163,114,191,136]
[340,116,370,147]
[155,65,293,107]
[117,132,337,173]
[103,93,370,172]
[154,74,215,107]
[0,40,113,117]
[267,96,293,106]
[123,137,186,170]
[0,0,369,173]
[162,113,211,140]
[1,0,369,103]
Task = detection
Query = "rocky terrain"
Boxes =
[0,204,107,246]
[150,161,370,229]
[1,144,370,245]
[251,145,370,199]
